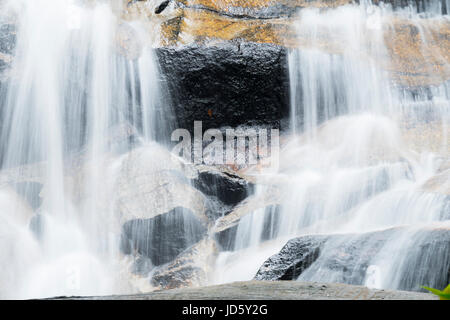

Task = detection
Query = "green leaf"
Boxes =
[422,286,450,300]
[443,284,450,294]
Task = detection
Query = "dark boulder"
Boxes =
[295,229,399,286]
[254,230,397,282]
[120,207,207,266]
[192,169,254,206]
[254,227,450,292]
[254,234,327,280]
[155,0,171,14]
[155,41,290,134]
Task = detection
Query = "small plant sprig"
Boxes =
[422,284,450,300]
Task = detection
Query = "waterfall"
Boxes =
[0,0,448,299]
[0,0,163,298]
[215,2,449,292]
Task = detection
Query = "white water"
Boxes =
[214,2,450,291]
[0,0,162,299]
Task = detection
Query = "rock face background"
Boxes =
[122,0,450,133]
[121,207,207,266]
[148,0,450,85]
[1,0,449,131]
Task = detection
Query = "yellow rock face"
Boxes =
[125,0,450,87]
[384,18,450,87]
[175,9,296,45]
[181,0,353,12]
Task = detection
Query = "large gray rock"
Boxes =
[255,234,327,281]
[255,226,450,292]
[115,145,209,225]
[121,207,207,266]
[192,166,255,207]
[156,41,290,134]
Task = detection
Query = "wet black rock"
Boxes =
[255,228,450,292]
[255,229,404,282]
[193,170,254,206]
[155,0,171,14]
[156,41,290,134]
[120,207,207,266]
[254,235,327,280]
[254,230,401,282]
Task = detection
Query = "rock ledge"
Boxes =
[56,281,436,300]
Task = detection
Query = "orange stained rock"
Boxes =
[126,0,450,88]
[182,0,353,11]
[162,8,297,46]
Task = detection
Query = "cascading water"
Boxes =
[0,0,166,299]
[214,2,449,292]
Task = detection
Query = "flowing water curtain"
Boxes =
[219,1,450,291]
[288,3,393,135]
[0,0,163,298]
[286,3,450,290]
